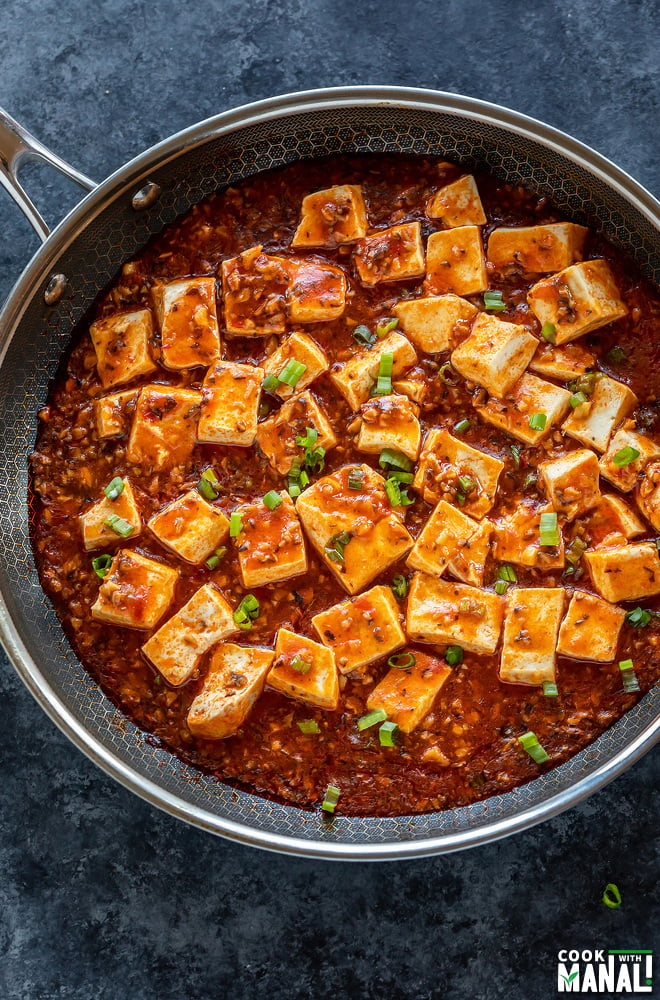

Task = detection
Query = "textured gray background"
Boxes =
[0,1,658,998]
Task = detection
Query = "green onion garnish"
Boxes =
[379,448,413,472]
[388,652,415,669]
[387,470,414,484]
[375,318,399,338]
[612,445,640,467]
[458,474,475,495]
[483,290,506,312]
[352,324,376,346]
[233,594,259,630]
[357,708,388,732]
[205,546,227,570]
[499,564,517,582]
[379,721,399,747]
[626,606,652,628]
[510,444,521,469]
[92,554,112,579]
[459,598,485,616]
[384,478,401,507]
[290,654,312,675]
[445,645,463,666]
[288,481,301,499]
[528,412,547,431]
[568,372,602,395]
[539,511,560,547]
[392,574,408,599]
[542,681,559,698]
[278,359,307,388]
[540,322,556,343]
[229,512,243,538]
[565,536,587,567]
[263,490,282,510]
[297,719,320,734]
[570,391,588,408]
[258,400,271,419]
[288,461,309,498]
[202,467,220,488]
[261,373,281,393]
[347,468,364,491]
[606,346,627,364]
[495,580,508,595]
[518,731,550,764]
[619,659,640,693]
[321,784,340,814]
[197,469,220,500]
[103,476,124,500]
[454,418,471,435]
[372,352,394,396]
[602,883,622,909]
[296,426,325,472]
[103,514,134,538]
[324,530,351,564]
[296,426,318,450]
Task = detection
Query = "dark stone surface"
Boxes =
[0,1,658,997]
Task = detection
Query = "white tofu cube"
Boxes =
[527,259,628,343]
[354,222,425,286]
[584,542,660,603]
[487,223,587,273]
[312,584,406,675]
[268,628,339,710]
[296,463,413,594]
[393,294,478,353]
[91,549,178,629]
[424,226,487,296]
[287,260,346,322]
[89,309,157,388]
[406,500,480,577]
[450,313,538,397]
[447,518,492,588]
[151,276,220,370]
[255,390,337,474]
[563,375,637,452]
[426,175,486,228]
[260,331,328,399]
[599,428,660,492]
[127,385,201,471]
[292,184,368,248]
[557,591,625,662]
[221,245,290,336]
[233,492,307,588]
[197,362,263,446]
[148,490,230,564]
[330,331,417,410]
[529,341,596,380]
[494,502,565,570]
[636,460,660,532]
[142,584,237,686]
[538,449,601,521]
[357,394,421,461]
[392,378,427,404]
[94,389,138,439]
[81,478,142,551]
[366,650,452,733]
[587,494,645,547]
[413,428,504,519]
[476,372,572,445]
[499,588,565,685]
[406,573,504,653]
[187,643,275,738]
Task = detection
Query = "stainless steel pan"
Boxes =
[1,87,659,860]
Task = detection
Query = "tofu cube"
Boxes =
[599,428,660,492]
[587,494,645,547]
[406,500,480,577]
[426,175,486,228]
[89,309,157,388]
[292,184,368,248]
[392,378,427,405]
[311,584,406,675]
[406,573,504,653]
[255,390,337,474]
[487,223,587,273]
[151,276,220,370]
[538,448,601,521]
[268,628,339,710]
[584,542,660,603]
[148,490,230,564]
[260,331,328,400]
[354,222,425,287]
[527,259,628,343]
[636,460,660,532]
[494,502,565,570]
[413,428,504,519]
[296,464,413,594]
[142,584,237,686]
[287,260,346,322]
[366,650,452,733]
[94,389,138,439]
[447,518,492,588]
[357,394,421,461]
[81,478,142,551]
[393,294,478,353]
[529,341,596,380]
[234,492,307,588]
[187,643,275,738]
[563,375,637,452]
[499,588,565,686]
[330,331,417,410]
[476,372,572,445]
[127,385,201,471]
[557,591,625,662]
[91,549,178,629]
[450,313,538,397]
[197,362,263,446]
[424,226,487,296]
[221,245,290,336]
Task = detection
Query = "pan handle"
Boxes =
[0,107,97,243]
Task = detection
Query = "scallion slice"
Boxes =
[499,564,517,583]
[379,448,413,472]
[387,470,414,484]
[352,324,376,346]
[384,478,402,507]
[103,476,125,500]
[288,481,301,499]
[229,512,243,538]
[619,658,640,693]
[258,400,271,419]
[568,372,602,395]
[263,490,282,511]
[379,721,399,747]
[483,290,506,312]
[542,681,559,698]
[103,514,134,538]
[540,322,556,343]
[510,444,521,469]
[570,391,588,409]
[197,470,219,500]
[454,418,471,435]
[625,606,652,628]
[518,731,549,764]
[205,546,227,570]
[347,468,364,491]
[539,511,560,547]
[495,580,508,595]
[375,318,399,338]
[321,784,340,814]
[391,574,408,599]
[324,530,351,564]
[357,708,388,732]
[278,359,307,388]
[439,361,456,384]
[92,554,112,579]
[372,352,394,396]
[233,594,259,630]
[565,536,587,566]
[445,645,463,666]
[528,411,547,431]
[297,719,320,734]
[261,373,281,393]
[602,883,622,909]
[388,652,415,670]
[458,474,475,495]
[612,445,640,467]
[290,654,312,675]
[201,467,220,488]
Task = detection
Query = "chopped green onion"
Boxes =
[499,564,517,582]
[388,652,415,669]
[263,490,282,511]
[92,554,112,579]
[458,474,475,495]
[372,351,394,396]
[201,467,220,488]
[483,290,506,312]
[278,359,307,388]
[518,731,550,764]
[296,427,318,449]
[352,324,376,346]
[296,426,325,472]
[391,574,408,599]
[384,478,401,507]
[542,681,559,698]
[233,594,259,630]
[387,470,414,484]
[619,659,640,693]
[288,481,301,499]
[261,373,281,393]
[197,472,219,501]
[602,883,622,909]
[347,468,364,491]
[454,418,471,435]
[205,546,227,570]
[438,361,456,384]
[566,536,587,566]
[459,598,485,616]
[445,645,463,666]
[290,654,312,675]
[495,580,508,595]
[379,448,413,472]
[523,471,537,490]
[539,511,560,547]
[103,476,124,500]
[510,444,521,469]
[229,512,243,538]
[528,412,547,431]
[568,372,602,395]
[297,719,320,734]
[625,606,652,628]
[357,708,388,732]
[103,514,134,538]
[570,391,588,409]
[379,721,399,747]
[258,400,271,419]
[375,318,399,338]
[540,322,556,343]
[606,346,627,364]
[612,445,640,467]
[321,784,340,814]
[324,530,351,564]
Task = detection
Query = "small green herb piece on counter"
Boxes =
[602,883,622,909]
[518,731,550,764]
[92,554,113,579]
[104,476,125,500]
